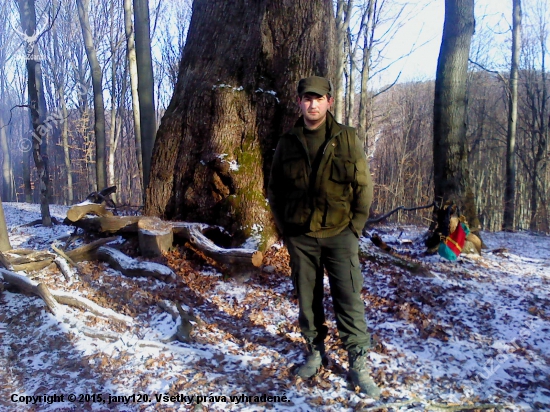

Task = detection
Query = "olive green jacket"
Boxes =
[268,112,373,237]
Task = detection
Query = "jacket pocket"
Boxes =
[350,254,361,293]
[330,158,355,183]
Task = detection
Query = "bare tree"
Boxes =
[335,0,354,122]
[17,0,52,226]
[503,0,522,231]
[133,0,157,193]
[0,3,15,202]
[123,0,143,192]
[76,0,107,191]
[433,0,479,230]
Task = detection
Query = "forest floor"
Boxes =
[0,202,549,412]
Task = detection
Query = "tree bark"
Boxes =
[503,0,522,231]
[133,0,157,193]
[0,115,13,202]
[123,0,143,192]
[433,0,479,232]
[145,0,336,250]
[335,0,353,123]
[357,0,375,147]
[50,0,73,205]
[76,0,107,191]
[17,0,52,226]
[0,196,11,252]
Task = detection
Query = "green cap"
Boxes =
[297,76,332,97]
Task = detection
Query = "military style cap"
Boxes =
[297,76,332,97]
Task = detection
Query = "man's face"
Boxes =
[298,93,333,128]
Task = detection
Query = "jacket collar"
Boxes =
[291,111,342,139]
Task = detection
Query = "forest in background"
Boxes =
[0,0,549,233]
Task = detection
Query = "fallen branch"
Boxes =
[79,326,119,342]
[360,398,506,411]
[0,268,132,324]
[172,222,263,268]
[424,401,507,411]
[157,300,204,343]
[96,246,176,282]
[9,217,61,231]
[361,245,431,276]
[51,242,77,266]
[0,268,59,314]
[64,236,120,262]
[365,202,435,226]
[54,257,76,282]
[50,289,132,324]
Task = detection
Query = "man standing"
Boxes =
[268,76,380,398]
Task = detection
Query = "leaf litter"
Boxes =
[0,203,549,411]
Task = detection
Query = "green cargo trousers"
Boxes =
[285,226,371,351]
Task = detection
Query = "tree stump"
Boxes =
[138,217,174,257]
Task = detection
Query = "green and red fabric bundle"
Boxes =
[438,222,470,261]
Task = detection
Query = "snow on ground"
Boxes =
[0,202,549,411]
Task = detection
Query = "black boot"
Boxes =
[348,349,381,399]
[295,343,327,379]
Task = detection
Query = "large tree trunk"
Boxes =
[503,0,522,231]
[433,0,479,232]
[17,0,52,226]
[76,0,107,191]
[133,0,157,193]
[145,0,336,250]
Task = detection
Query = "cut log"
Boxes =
[70,216,140,234]
[65,236,120,262]
[138,217,174,257]
[5,248,35,255]
[7,250,57,265]
[0,251,13,270]
[12,260,54,272]
[2,250,57,272]
[172,222,263,267]
[66,202,114,222]
[96,246,176,282]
